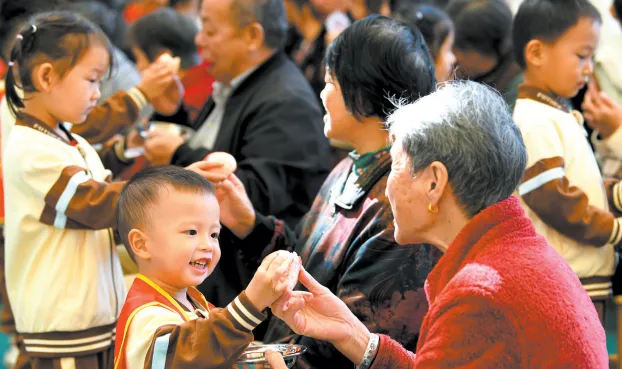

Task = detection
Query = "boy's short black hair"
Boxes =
[115,166,216,262]
[512,0,601,69]
[128,7,200,69]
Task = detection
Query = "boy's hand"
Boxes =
[246,251,299,312]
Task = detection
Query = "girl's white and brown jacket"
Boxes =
[513,85,619,300]
[114,274,265,369]
[2,89,147,359]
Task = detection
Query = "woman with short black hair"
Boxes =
[215,15,440,369]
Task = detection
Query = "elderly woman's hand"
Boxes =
[271,267,371,365]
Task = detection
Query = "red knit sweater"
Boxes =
[371,196,608,369]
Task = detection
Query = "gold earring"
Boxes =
[428,203,438,214]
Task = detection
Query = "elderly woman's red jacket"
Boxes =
[371,196,608,369]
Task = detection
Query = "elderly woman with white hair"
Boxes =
[266,81,608,369]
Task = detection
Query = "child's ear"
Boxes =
[128,229,151,261]
[32,62,57,92]
[524,39,546,68]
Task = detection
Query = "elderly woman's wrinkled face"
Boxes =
[386,146,433,245]
[320,71,360,143]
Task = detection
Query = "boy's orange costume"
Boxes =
[114,274,265,369]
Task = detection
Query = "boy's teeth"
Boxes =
[190,261,206,267]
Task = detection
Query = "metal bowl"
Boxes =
[140,121,195,141]
[234,344,306,369]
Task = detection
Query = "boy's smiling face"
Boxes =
[533,16,601,99]
[135,186,222,293]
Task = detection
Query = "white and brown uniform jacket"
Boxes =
[513,85,618,300]
[2,90,147,359]
[114,274,265,369]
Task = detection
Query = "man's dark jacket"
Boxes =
[171,51,332,308]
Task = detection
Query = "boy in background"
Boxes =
[513,0,621,323]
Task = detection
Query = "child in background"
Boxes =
[114,165,299,369]
[2,11,214,368]
[129,7,213,123]
[394,3,455,83]
[512,0,620,323]
[446,0,523,108]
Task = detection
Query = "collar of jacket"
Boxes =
[194,51,289,125]
[333,148,391,211]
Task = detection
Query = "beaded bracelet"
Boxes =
[357,333,379,369]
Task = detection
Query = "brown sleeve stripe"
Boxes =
[613,183,622,212]
[518,166,565,196]
[21,323,116,358]
[520,156,615,247]
[40,165,123,230]
[49,167,91,228]
[127,87,148,111]
[233,296,262,325]
[225,293,265,332]
[609,218,622,246]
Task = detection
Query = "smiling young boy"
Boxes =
[512,0,622,323]
[113,166,298,369]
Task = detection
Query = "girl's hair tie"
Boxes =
[31,24,37,33]
[16,34,23,40]
[8,61,14,67]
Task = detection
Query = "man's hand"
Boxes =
[144,130,184,165]
[125,129,145,149]
[215,174,256,239]
[186,161,229,183]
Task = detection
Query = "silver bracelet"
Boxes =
[357,333,379,369]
